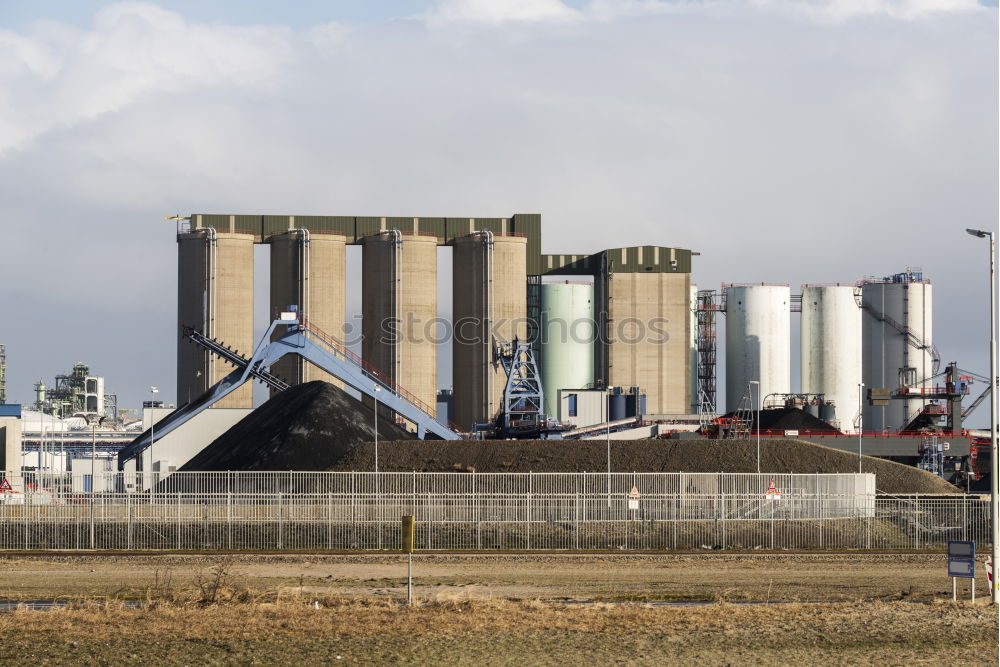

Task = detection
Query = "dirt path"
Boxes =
[0,553,983,602]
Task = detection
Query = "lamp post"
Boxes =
[149,386,158,483]
[373,385,381,474]
[749,381,760,473]
[857,382,864,474]
[966,228,998,605]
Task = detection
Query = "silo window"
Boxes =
[567,394,578,417]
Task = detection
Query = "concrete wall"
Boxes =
[176,229,255,409]
[557,388,604,428]
[269,228,347,388]
[597,271,691,415]
[138,408,252,477]
[0,417,21,472]
[452,234,528,430]
[361,232,438,411]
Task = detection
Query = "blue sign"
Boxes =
[947,540,976,579]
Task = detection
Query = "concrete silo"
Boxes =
[452,232,528,430]
[594,247,691,416]
[176,225,255,408]
[269,226,347,389]
[861,270,934,431]
[724,284,790,412]
[539,280,595,417]
[800,284,862,433]
[362,231,438,412]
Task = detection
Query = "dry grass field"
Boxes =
[1,553,997,665]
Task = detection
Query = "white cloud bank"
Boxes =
[0,0,994,416]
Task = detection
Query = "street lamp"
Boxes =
[966,227,998,604]
[858,382,864,474]
[149,386,158,481]
[749,381,760,473]
[373,385,381,474]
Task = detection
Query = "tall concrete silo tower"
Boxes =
[724,284,790,412]
[269,225,347,388]
[800,284,863,432]
[594,246,691,416]
[176,222,255,409]
[452,232,528,430]
[361,231,439,412]
[861,270,935,431]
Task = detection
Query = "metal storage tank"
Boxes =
[724,284,790,412]
[861,270,934,431]
[176,227,255,409]
[609,393,627,421]
[452,232,528,430]
[800,284,862,433]
[362,231,438,412]
[269,227,347,389]
[539,281,594,417]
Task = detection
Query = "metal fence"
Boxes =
[0,471,986,552]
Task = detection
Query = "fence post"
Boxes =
[126,492,132,550]
[914,494,919,550]
[527,472,532,551]
[327,492,333,550]
[574,492,580,551]
[227,491,233,550]
[177,494,182,550]
[962,493,967,542]
[277,492,283,550]
[89,493,95,550]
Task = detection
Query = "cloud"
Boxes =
[427,0,581,24]
[0,0,994,416]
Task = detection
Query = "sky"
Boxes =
[0,0,996,425]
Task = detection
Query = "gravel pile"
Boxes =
[331,438,959,495]
[180,381,410,472]
[180,381,958,495]
[755,407,840,433]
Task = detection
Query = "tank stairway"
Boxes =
[860,302,941,375]
[119,315,463,469]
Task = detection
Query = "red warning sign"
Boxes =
[987,559,993,585]
[0,478,12,492]
[765,479,781,501]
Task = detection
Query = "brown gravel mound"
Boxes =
[332,438,960,495]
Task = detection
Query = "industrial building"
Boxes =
[173,214,695,432]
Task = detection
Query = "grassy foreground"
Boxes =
[1,596,996,666]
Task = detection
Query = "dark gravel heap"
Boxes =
[751,407,840,433]
[331,438,959,495]
[180,381,410,471]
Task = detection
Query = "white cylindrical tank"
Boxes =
[725,284,790,412]
[861,271,933,431]
[800,285,862,433]
[540,281,595,417]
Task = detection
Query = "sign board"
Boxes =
[986,559,993,585]
[948,559,975,578]
[0,478,12,492]
[868,387,891,406]
[765,479,781,501]
[627,486,640,510]
[948,541,975,558]
[401,515,415,554]
[783,429,799,437]
[947,540,975,579]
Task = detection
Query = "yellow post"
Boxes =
[401,515,415,604]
